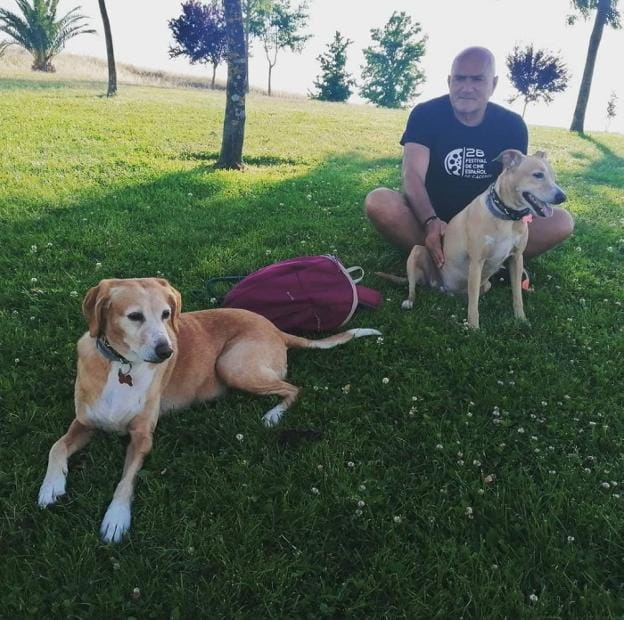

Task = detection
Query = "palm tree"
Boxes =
[0,39,12,58]
[569,0,621,132]
[0,0,95,72]
[97,0,116,96]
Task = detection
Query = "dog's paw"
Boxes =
[38,474,66,507]
[100,500,132,543]
[401,299,414,310]
[263,404,286,427]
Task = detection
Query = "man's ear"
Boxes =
[82,280,112,337]
[493,149,524,169]
[492,75,498,92]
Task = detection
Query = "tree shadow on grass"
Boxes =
[575,133,624,189]
[179,150,307,167]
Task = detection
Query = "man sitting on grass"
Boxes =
[364,46,574,284]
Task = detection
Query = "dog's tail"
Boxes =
[375,271,407,285]
[283,328,381,350]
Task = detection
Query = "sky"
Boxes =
[2,0,623,134]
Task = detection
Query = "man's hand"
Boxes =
[424,218,447,269]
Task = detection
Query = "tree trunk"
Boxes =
[244,29,250,93]
[522,99,528,118]
[98,0,117,97]
[217,0,247,170]
[268,62,272,96]
[212,62,217,89]
[570,0,609,133]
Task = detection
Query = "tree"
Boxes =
[217,0,247,169]
[506,45,569,118]
[98,0,116,96]
[0,0,95,72]
[250,0,310,96]
[241,0,272,92]
[0,39,11,58]
[169,0,227,89]
[606,90,618,130]
[310,31,356,102]
[360,11,426,109]
[568,0,621,132]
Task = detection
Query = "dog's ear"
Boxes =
[82,280,111,337]
[156,278,183,333]
[533,150,547,159]
[493,149,524,169]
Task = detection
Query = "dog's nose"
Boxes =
[553,190,567,204]
[154,341,173,360]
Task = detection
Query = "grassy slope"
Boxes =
[1,77,624,619]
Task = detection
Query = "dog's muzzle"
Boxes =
[151,340,173,363]
[522,189,566,217]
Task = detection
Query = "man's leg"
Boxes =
[525,207,574,259]
[364,188,425,253]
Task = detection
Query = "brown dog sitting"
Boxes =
[38,278,380,542]
[379,150,566,328]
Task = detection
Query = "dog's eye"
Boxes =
[127,312,145,322]
[162,309,170,320]
[533,172,545,179]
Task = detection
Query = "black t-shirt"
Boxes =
[400,95,528,222]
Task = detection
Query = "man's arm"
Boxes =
[403,143,447,268]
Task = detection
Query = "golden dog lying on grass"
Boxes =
[38,277,380,542]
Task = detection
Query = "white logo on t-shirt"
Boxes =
[444,147,489,179]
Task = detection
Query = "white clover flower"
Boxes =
[355,509,362,516]
[376,336,384,344]
[601,482,611,489]
[382,377,389,384]
[435,444,443,450]
[359,484,366,492]
[357,500,365,508]
[457,460,464,466]
[131,587,141,600]
[95,262,102,269]
[14,358,19,364]
[465,506,473,518]
[311,487,320,495]
[30,277,37,283]
[265,249,272,255]
[235,433,244,441]
[393,515,402,523]
[341,384,351,395]
[347,461,355,468]
[30,245,37,253]
[70,290,78,298]
[484,474,495,484]
[317,464,323,470]
[529,593,538,603]
[517,427,525,434]
[473,460,481,467]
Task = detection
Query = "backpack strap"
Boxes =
[205,276,244,304]
[346,266,364,284]
[356,285,382,309]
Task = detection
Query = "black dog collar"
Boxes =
[96,336,133,386]
[486,184,531,221]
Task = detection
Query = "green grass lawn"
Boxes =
[1,76,624,619]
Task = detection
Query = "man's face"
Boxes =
[448,54,497,119]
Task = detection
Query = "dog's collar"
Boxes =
[486,184,531,221]
[96,336,134,386]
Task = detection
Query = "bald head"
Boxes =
[448,47,498,126]
[451,47,496,78]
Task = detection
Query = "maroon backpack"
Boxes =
[207,255,382,333]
